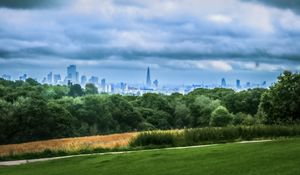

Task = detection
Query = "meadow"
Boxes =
[0,125,299,161]
[0,132,137,158]
[0,138,299,175]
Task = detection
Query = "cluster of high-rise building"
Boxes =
[2,74,11,81]
[43,65,78,85]
[1,65,268,95]
[36,65,159,94]
[220,78,267,90]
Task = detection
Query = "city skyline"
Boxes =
[1,64,269,96]
[0,68,276,86]
[0,60,280,86]
[1,64,268,90]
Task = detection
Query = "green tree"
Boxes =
[189,95,220,127]
[0,97,77,144]
[146,110,172,130]
[166,93,189,128]
[259,71,300,124]
[233,112,255,126]
[0,99,13,144]
[68,84,84,97]
[4,97,50,143]
[79,95,114,134]
[242,114,255,126]
[42,85,69,99]
[107,95,143,132]
[223,88,266,115]
[0,84,8,98]
[174,103,190,128]
[85,83,98,95]
[136,93,173,115]
[46,102,75,138]
[210,106,233,127]
[25,78,40,86]
[188,88,235,101]
[137,122,155,131]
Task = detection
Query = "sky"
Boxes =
[0,0,300,85]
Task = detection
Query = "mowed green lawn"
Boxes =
[1,138,300,175]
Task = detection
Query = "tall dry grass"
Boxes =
[130,126,300,147]
[0,132,137,157]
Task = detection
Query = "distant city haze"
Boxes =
[0,65,275,86]
[1,64,270,95]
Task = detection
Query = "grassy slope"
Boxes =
[0,138,299,175]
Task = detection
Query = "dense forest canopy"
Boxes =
[0,71,299,144]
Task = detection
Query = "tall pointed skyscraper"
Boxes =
[221,78,226,87]
[146,67,151,87]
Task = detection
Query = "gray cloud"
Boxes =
[0,0,69,9]
[243,0,300,14]
[0,0,300,76]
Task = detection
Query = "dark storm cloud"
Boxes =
[0,0,68,9]
[243,0,300,14]
[0,0,300,74]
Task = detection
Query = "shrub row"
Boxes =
[130,125,300,147]
[129,131,182,147]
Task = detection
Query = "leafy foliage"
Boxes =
[85,83,98,95]
[259,71,300,124]
[210,106,233,127]
[0,71,299,144]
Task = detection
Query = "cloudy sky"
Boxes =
[0,0,300,85]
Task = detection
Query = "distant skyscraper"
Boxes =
[110,83,115,93]
[221,78,226,87]
[67,65,79,84]
[42,77,47,84]
[246,82,251,88]
[101,78,106,88]
[54,74,61,84]
[81,75,87,85]
[2,74,11,80]
[107,84,113,93]
[121,82,126,91]
[153,79,159,88]
[47,72,53,84]
[76,72,79,83]
[89,76,99,85]
[146,67,151,87]
[19,74,27,81]
[236,79,241,89]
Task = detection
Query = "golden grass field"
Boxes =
[0,132,137,157]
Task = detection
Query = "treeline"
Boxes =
[0,71,299,144]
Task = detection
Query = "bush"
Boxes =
[129,131,181,147]
[183,127,239,145]
[233,113,255,126]
[210,106,233,127]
